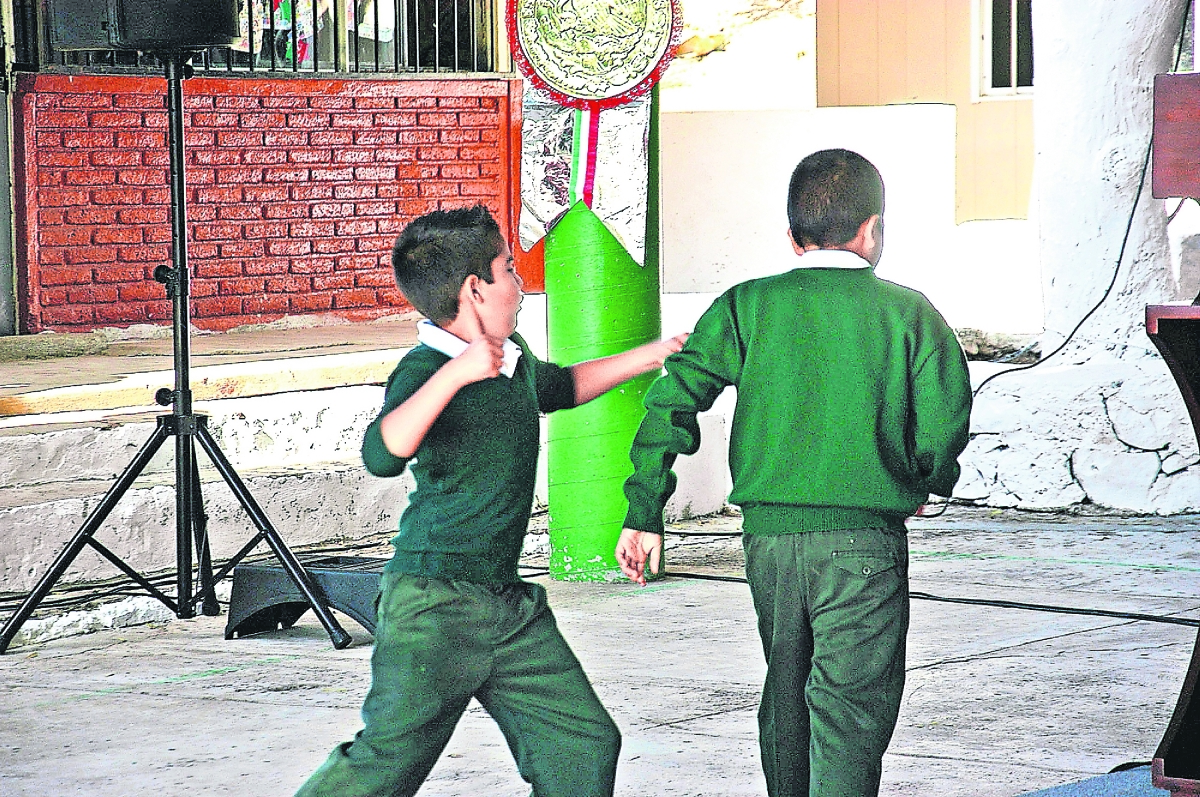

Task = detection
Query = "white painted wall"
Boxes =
[527,1,1200,518]
[647,0,1200,515]
[658,104,1042,333]
[659,0,816,113]
[957,0,1199,513]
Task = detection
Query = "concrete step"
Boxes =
[0,382,387,490]
[0,310,728,601]
[0,317,421,594]
[1,458,415,594]
[0,380,416,594]
[0,314,420,417]
[0,399,725,594]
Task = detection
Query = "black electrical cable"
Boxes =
[972,142,1151,398]
[972,0,1194,399]
[662,569,1200,628]
[914,501,949,518]
[1166,196,1195,224]
[0,537,549,619]
[906,590,1200,628]
[0,536,397,617]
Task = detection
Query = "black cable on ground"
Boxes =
[7,530,1198,631]
[906,590,1200,628]
[663,570,1200,629]
[1109,761,1151,774]
[0,536,396,617]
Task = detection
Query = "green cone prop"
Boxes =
[545,202,661,581]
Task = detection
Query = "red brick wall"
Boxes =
[13,72,527,333]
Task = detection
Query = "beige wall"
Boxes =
[816,0,1033,222]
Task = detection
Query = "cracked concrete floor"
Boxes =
[1,507,1198,797]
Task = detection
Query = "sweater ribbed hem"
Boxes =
[741,504,908,535]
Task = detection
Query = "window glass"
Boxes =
[983,0,1033,96]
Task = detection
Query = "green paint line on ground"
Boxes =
[911,549,1200,572]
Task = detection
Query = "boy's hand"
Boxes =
[650,333,689,366]
[616,528,663,586]
[450,337,506,385]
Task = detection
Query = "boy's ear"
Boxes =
[461,273,483,302]
[860,214,880,242]
[787,228,805,255]
[856,214,883,265]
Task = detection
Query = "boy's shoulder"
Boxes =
[385,342,449,389]
[717,267,862,303]
[715,268,947,335]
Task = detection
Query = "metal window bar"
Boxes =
[414,0,421,71]
[16,0,497,75]
[350,0,357,73]
[289,1,298,71]
[332,0,340,72]
[268,0,278,70]
[399,0,408,71]
[372,0,380,72]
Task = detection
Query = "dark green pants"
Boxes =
[296,573,621,797]
[743,526,909,797]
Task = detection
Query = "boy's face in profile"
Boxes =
[473,239,523,339]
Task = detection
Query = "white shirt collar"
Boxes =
[416,319,522,378]
[795,249,873,270]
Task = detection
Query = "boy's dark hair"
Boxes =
[787,149,884,249]
[391,205,504,323]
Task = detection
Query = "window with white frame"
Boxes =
[980,0,1033,96]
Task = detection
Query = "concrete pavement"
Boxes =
[2,507,1199,797]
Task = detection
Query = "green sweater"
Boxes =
[623,265,973,536]
[362,334,576,584]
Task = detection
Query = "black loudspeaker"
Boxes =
[47,0,239,52]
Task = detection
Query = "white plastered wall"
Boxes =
[657,104,1043,334]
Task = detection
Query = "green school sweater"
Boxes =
[362,334,576,584]
[623,265,973,536]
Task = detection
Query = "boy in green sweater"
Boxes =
[616,149,972,797]
[296,205,685,797]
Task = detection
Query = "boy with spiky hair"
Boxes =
[297,205,685,797]
[617,150,972,796]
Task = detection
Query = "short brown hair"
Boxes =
[787,149,884,248]
[391,205,503,323]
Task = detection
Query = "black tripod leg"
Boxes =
[0,422,173,654]
[193,422,353,649]
[174,418,195,618]
[188,446,220,616]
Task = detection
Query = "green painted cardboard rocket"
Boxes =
[508,0,680,580]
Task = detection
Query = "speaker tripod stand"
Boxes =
[0,52,351,654]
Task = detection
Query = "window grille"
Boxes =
[12,0,504,75]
